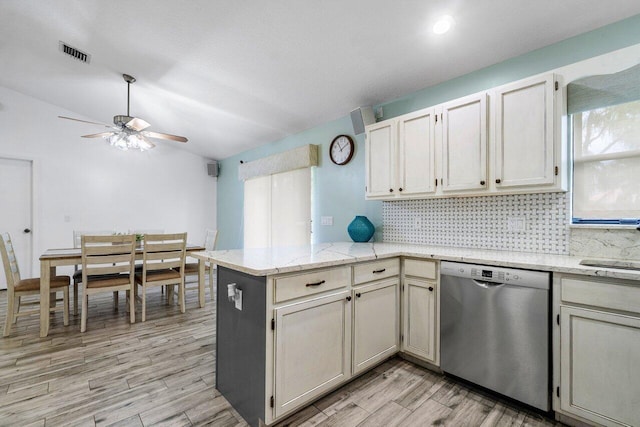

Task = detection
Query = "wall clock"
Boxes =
[329,135,355,165]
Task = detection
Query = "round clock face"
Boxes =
[329,135,354,165]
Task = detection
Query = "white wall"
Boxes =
[0,86,216,274]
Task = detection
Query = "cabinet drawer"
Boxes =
[274,266,350,303]
[353,258,399,285]
[561,276,640,315]
[403,259,437,279]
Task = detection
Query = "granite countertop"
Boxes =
[191,242,640,281]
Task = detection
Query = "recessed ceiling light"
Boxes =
[433,15,454,35]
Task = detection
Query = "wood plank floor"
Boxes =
[0,285,563,427]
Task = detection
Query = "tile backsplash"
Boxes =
[382,192,570,255]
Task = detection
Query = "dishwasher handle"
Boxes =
[472,279,505,289]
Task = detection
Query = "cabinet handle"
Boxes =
[428,286,434,292]
[306,280,326,287]
[389,189,394,193]
[399,188,403,192]
[356,293,362,298]
[372,268,386,274]
[480,180,485,186]
[346,296,352,302]
[496,178,501,184]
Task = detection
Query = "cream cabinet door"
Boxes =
[274,291,351,419]
[397,108,436,197]
[493,74,556,189]
[365,120,396,199]
[560,306,640,427]
[441,93,488,193]
[352,278,399,374]
[402,277,437,364]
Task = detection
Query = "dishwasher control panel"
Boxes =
[440,261,550,290]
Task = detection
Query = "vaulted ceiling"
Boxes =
[2,1,640,159]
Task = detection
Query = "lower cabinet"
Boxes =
[560,306,640,427]
[400,259,439,366]
[273,290,352,419]
[556,274,640,427]
[402,277,437,364]
[352,278,399,374]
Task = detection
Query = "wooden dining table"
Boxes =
[38,243,207,337]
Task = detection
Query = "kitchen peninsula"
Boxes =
[193,242,640,427]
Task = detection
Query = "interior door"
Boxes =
[0,157,33,288]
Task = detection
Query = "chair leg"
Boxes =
[127,289,135,324]
[73,281,79,316]
[168,285,174,305]
[81,292,88,332]
[62,288,69,326]
[141,286,146,322]
[113,291,119,309]
[13,296,20,324]
[179,281,185,313]
[4,290,15,337]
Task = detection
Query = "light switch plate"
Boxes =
[321,216,333,226]
[507,217,526,232]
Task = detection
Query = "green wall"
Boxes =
[217,14,640,250]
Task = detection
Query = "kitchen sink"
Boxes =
[579,259,640,270]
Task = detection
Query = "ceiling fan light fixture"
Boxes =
[105,132,154,151]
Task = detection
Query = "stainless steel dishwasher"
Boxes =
[440,261,550,411]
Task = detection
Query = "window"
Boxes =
[243,168,311,248]
[572,100,640,224]
[569,63,640,225]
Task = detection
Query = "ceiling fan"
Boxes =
[59,74,188,151]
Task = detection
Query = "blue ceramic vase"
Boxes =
[347,216,375,242]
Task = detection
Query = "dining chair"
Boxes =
[135,233,187,322]
[72,229,114,315]
[1,232,70,337]
[128,228,164,270]
[80,234,136,332]
[182,229,218,300]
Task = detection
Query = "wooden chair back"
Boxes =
[204,229,218,251]
[0,232,20,289]
[81,234,136,285]
[73,230,115,249]
[140,233,187,279]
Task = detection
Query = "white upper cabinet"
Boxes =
[364,72,565,200]
[365,108,435,200]
[441,93,488,193]
[397,108,436,197]
[365,120,395,198]
[493,74,556,190]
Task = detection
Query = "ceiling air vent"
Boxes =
[58,41,91,64]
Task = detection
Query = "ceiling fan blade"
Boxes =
[58,116,111,127]
[143,131,188,143]
[81,132,115,138]
[125,117,151,131]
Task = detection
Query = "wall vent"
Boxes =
[59,41,91,64]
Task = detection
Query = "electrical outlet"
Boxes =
[234,289,243,311]
[321,216,333,226]
[413,216,422,229]
[507,217,526,232]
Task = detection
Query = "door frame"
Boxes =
[0,153,38,278]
